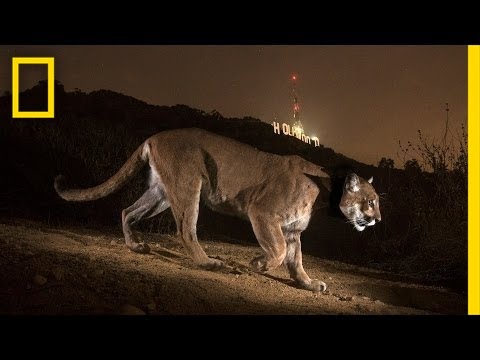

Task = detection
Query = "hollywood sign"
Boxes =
[272,122,320,147]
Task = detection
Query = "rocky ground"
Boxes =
[0,219,466,315]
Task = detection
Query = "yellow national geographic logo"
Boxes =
[12,57,55,118]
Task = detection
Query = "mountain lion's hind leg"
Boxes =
[122,185,170,254]
[284,231,326,292]
[168,178,224,271]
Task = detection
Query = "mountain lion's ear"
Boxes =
[368,176,373,184]
[345,173,360,192]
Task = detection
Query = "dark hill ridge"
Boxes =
[12,81,367,168]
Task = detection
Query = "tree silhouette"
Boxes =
[378,157,394,169]
[404,158,421,174]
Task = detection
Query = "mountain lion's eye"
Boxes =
[368,200,374,207]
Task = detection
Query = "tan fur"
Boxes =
[55,128,377,292]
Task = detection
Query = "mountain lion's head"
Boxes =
[339,173,381,232]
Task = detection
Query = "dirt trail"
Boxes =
[0,220,466,315]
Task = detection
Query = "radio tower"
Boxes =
[291,74,304,137]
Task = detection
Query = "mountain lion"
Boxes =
[55,128,381,292]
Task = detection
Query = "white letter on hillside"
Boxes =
[272,121,280,134]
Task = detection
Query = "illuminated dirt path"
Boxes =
[0,220,466,315]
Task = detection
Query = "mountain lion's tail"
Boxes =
[54,142,149,202]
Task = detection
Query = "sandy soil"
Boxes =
[0,219,466,315]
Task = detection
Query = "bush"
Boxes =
[380,121,468,288]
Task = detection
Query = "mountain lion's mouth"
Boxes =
[354,219,366,232]
[353,218,376,231]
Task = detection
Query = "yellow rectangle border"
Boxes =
[469,45,480,315]
[12,57,55,118]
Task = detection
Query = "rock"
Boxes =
[110,240,117,246]
[361,296,371,301]
[33,274,47,286]
[339,295,354,302]
[146,302,156,311]
[119,304,146,315]
[374,299,384,305]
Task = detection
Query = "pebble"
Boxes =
[119,304,146,315]
[33,274,47,286]
[146,303,156,311]
[110,240,117,246]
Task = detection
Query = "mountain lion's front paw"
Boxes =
[298,279,327,292]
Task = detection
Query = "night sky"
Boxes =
[0,45,467,166]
